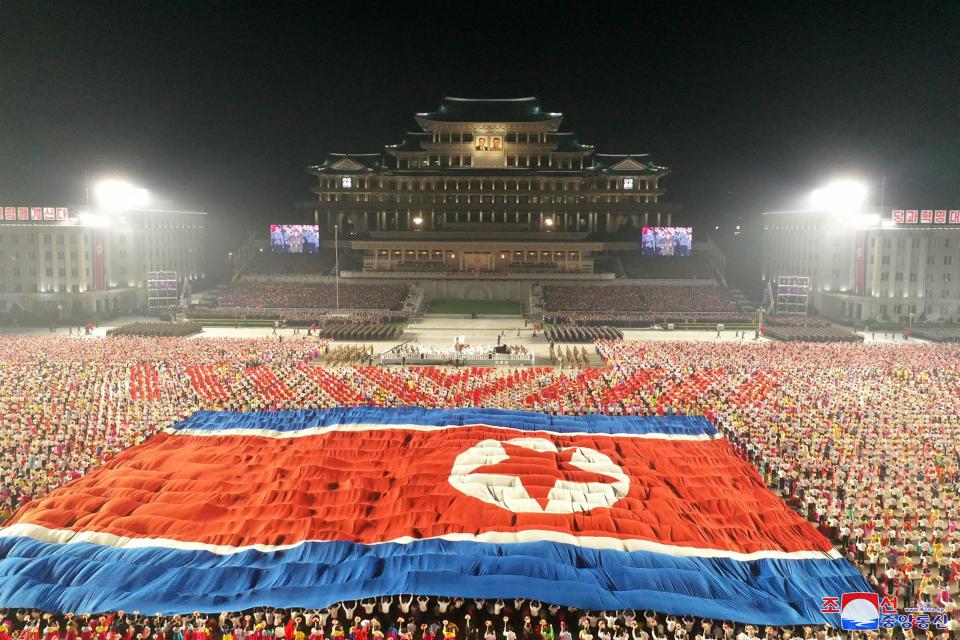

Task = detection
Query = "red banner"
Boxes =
[921,209,933,223]
[935,210,947,224]
[3,207,15,221]
[854,231,866,295]
[93,229,105,290]
[905,210,919,224]
[892,209,905,223]
[30,207,42,220]
[42,207,55,220]
[951,210,960,224]
[55,207,67,220]
[17,207,28,220]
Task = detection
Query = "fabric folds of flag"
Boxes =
[0,407,869,624]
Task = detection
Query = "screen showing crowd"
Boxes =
[270,224,320,254]
[641,226,693,256]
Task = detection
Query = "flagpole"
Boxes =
[335,224,340,310]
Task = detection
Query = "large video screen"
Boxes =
[641,226,693,256]
[270,224,319,254]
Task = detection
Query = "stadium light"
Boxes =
[412,216,423,226]
[76,210,110,227]
[93,179,149,211]
[810,179,868,214]
[544,217,555,227]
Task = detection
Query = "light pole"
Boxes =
[334,224,340,310]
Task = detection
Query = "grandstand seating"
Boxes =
[241,252,335,275]
[542,284,739,326]
[618,253,716,279]
[216,282,409,310]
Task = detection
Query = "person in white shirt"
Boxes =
[379,598,392,615]
[437,598,451,614]
[361,600,377,615]
[417,597,430,613]
[558,623,572,640]
[398,596,413,614]
[494,601,506,616]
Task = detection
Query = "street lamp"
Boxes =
[93,179,149,211]
[412,216,423,228]
[544,217,554,229]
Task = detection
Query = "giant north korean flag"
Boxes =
[0,408,869,624]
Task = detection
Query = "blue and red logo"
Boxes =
[821,594,948,631]
[839,593,881,630]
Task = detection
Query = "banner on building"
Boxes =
[93,229,105,290]
[855,231,866,295]
[892,208,960,225]
[0,206,73,223]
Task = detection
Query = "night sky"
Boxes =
[1,1,959,278]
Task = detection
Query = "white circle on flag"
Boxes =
[447,437,630,514]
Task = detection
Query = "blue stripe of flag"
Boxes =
[170,407,718,437]
[0,536,864,625]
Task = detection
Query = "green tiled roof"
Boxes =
[308,153,388,174]
[590,154,668,174]
[385,132,432,152]
[416,96,562,123]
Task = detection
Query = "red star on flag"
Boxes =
[470,442,622,509]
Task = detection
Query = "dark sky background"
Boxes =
[1,1,959,280]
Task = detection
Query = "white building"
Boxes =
[762,208,960,323]
[0,207,206,320]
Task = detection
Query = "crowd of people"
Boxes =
[0,334,957,632]
[216,283,409,311]
[2,596,927,640]
[543,286,736,315]
[543,312,752,327]
[541,286,742,326]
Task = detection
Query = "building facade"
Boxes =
[762,209,960,322]
[0,207,206,319]
[301,97,677,274]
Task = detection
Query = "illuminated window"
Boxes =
[623,178,634,189]
[341,177,353,188]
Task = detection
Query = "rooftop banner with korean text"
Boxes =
[0,408,869,624]
[892,208,960,224]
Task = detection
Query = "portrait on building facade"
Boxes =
[475,136,488,151]
[491,137,502,151]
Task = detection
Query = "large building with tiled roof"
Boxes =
[301,96,679,274]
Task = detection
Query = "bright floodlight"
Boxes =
[94,179,149,210]
[810,179,868,214]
